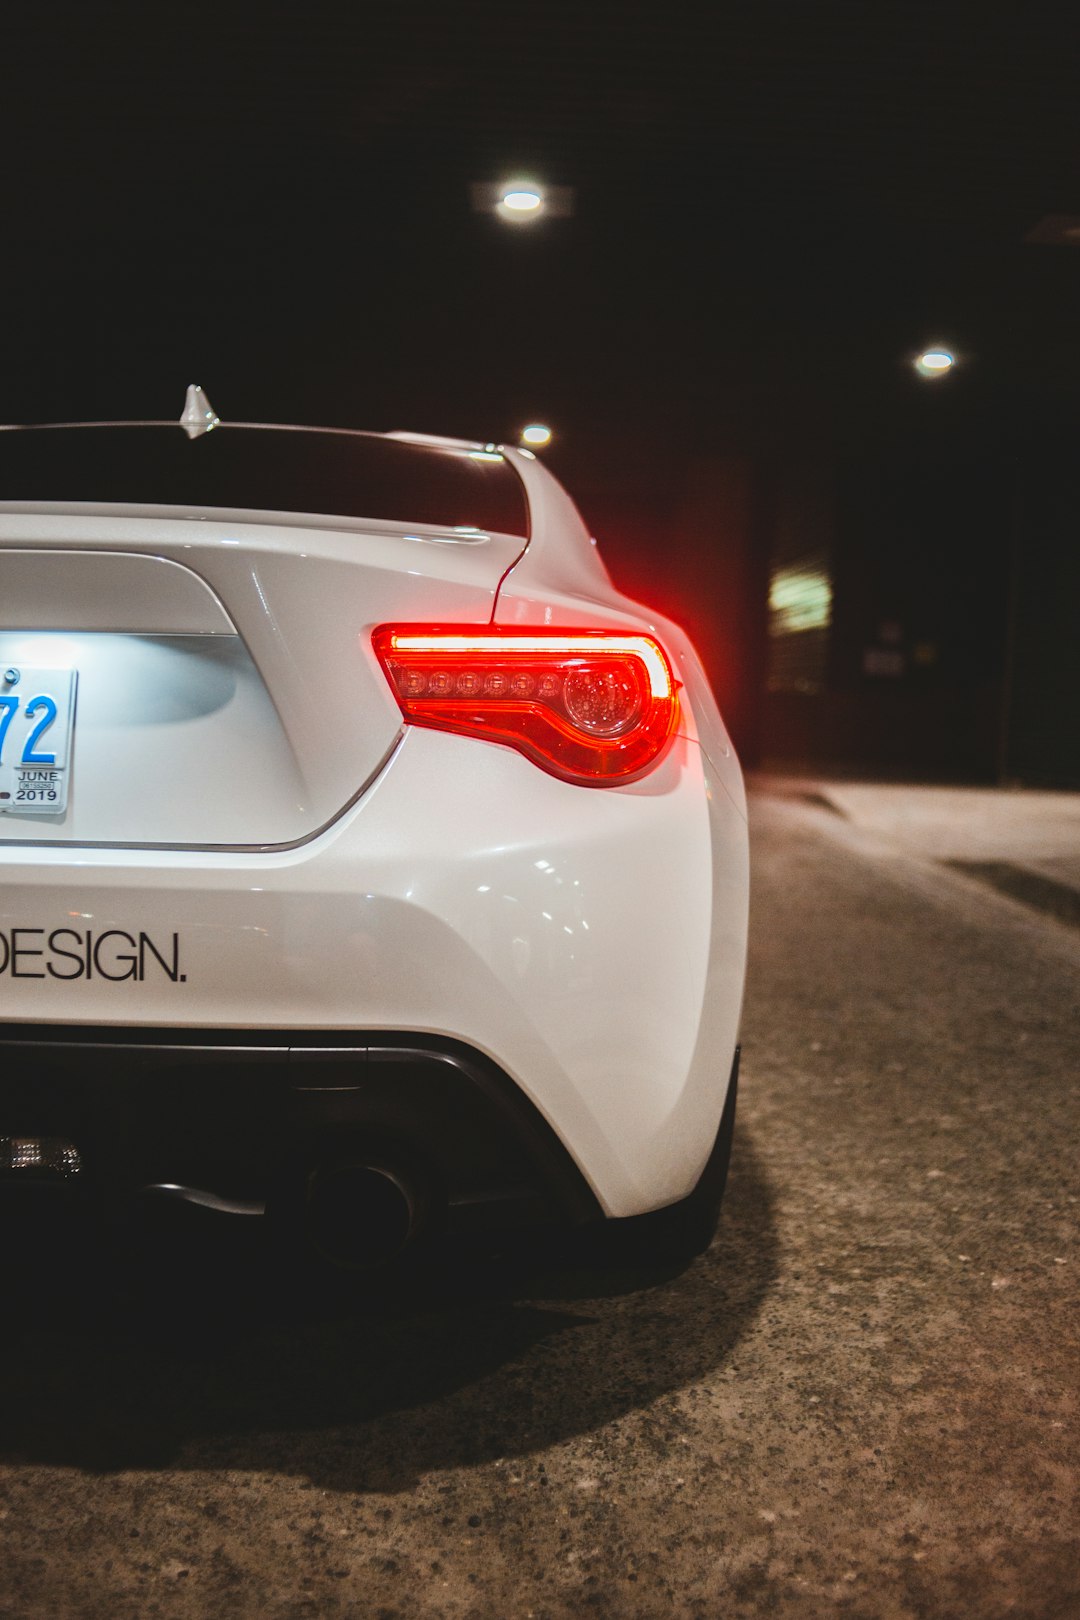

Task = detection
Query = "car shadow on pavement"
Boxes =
[0,1130,777,1493]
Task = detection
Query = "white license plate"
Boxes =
[0,667,78,816]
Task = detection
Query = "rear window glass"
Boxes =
[0,424,529,537]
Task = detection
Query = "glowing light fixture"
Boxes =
[769,567,833,634]
[469,180,574,221]
[502,189,543,213]
[915,348,956,378]
[496,182,547,224]
[521,424,552,448]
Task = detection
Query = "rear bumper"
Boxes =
[0,726,749,1217]
[0,1025,600,1234]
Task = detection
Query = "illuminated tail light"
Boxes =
[373,626,679,786]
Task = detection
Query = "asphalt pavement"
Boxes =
[0,777,1076,1619]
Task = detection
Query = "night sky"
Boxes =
[5,5,1079,439]
[3,3,1080,768]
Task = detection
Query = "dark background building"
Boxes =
[2,2,1078,782]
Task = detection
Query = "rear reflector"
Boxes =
[373,626,679,785]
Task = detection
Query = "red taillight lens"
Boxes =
[372,626,679,786]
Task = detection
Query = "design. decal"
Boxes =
[0,928,185,983]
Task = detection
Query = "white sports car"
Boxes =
[0,391,748,1268]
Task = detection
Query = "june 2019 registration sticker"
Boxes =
[0,667,78,816]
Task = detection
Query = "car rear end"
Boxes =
[0,421,748,1266]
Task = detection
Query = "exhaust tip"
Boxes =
[306,1161,423,1269]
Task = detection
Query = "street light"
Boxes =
[495,181,546,224]
[501,188,543,215]
[469,180,575,222]
[915,348,956,379]
[521,424,552,447]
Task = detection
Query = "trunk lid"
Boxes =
[0,508,524,847]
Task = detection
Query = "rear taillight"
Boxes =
[372,626,679,786]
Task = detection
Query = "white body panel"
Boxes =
[0,726,746,1215]
[0,512,522,846]
[0,429,748,1219]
